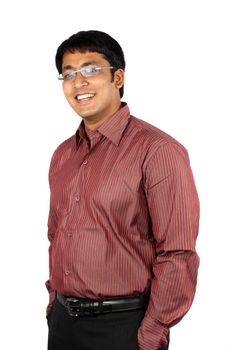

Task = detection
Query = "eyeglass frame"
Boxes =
[58,65,116,81]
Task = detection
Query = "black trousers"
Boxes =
[47,298,169,350]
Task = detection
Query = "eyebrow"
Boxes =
[62,61,100,72]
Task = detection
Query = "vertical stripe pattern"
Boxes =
[45,104,199,350]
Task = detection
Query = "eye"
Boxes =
[63,71,76,80]
[82,66,98,77]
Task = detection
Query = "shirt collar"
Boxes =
[76,103,131,147]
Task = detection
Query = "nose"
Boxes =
[74,72,88,89]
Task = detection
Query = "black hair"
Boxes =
[55,30,126,98]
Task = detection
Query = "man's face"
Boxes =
[61,51,124,126]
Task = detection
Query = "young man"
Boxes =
[46,30,200,350]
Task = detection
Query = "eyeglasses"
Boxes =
[58,65,115,81]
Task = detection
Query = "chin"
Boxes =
[76,108,99,119]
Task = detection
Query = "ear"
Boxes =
[114,69,125,89]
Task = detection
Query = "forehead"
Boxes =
[62,51,109,69]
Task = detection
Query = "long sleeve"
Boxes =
[138,142,200,350]
[45,201,57,315]
[45,152,58,316]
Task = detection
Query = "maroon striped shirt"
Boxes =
[46,103,199,350]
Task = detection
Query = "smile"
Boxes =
[76,93,95,101]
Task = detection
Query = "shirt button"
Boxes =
[83,160,88,165]
[65,270,70,276]
[75,195,80,202]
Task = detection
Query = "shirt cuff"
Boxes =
[46,290,56,317]
[137,311,169,350]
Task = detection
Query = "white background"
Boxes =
[0,1,232,349]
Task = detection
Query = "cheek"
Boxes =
[63,89,74,105]
[98,82,115,99]
[63,84,71,98]
[96,76,113,90]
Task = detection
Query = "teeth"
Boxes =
[77,93,94,100]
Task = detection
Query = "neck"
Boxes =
[84,103,122,134]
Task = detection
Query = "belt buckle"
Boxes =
[66,297,81,317]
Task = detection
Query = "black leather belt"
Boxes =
[56,291,148,317]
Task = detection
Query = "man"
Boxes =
[46,30,200,350]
